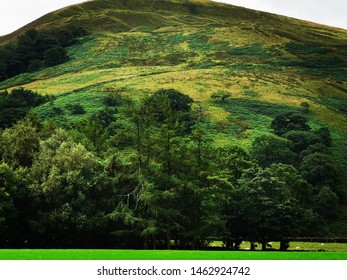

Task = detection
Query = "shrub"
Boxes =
[104,92,123,107]
[66,104,85,115]
[251,135,296,167]
[271,111,310,136]
[44,47,69,67]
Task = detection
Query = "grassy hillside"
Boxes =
[0,0,346,194]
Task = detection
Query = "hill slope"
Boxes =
[0,0,346,182]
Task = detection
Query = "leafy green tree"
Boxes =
[315,127,332,147]
[54,29,74,47]
[186,102,213,178]
[34,33,59,54]
[141,89,194,175]
[0,61,8,81]
[24,29,38,40]
[271,111,310,136]
[110,90,196,249]
[145,88,194,127]
[204,145,253,249]
[30,129,104,247]
[27,59,42,72]
[7,59,26,77]
[269,164,313,206]
[284,130,321,155]
[251,135,296,167]
[0,165,37,247]
[9,88,48,107]
[0,88,48,128]
[15,42,39,66]
[299,143,330,160]
[44,47,69,66]
[210,145,252,185]
[0,108,28,128]
[108,149,184,249]
[313,187,339,219]
[233,166,305,250]
[0,163,16,238]
[0,119,39,167]
[71,114,110,155]
[300,153,339,189]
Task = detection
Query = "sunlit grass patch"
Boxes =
[0,249,346,260]
[34,92,106,122]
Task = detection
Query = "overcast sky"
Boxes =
[0,0,346,36]
[213,0,347,29]
[0,0,88,36]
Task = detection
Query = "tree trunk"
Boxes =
[280,240,289,251]
[144,235,148,249]
[152,233,156,250]
[234,238,241,250]
[165,231,171,249]
[261,241,266,251]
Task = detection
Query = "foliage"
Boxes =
[0,89,343,248]
[232,166,307,250]
[0,118,39,167]
[44,47,69,67]
[0,27,87,82]
[228,44,274,58]
[0,163,16,235]
[0,88,49,128]
[284,130,322,155]
[29,129,104,247]
[300,153,339,189]
[271,111,310,136]
[251,135,295,167]
[313,187,339,219]
[65,104,86,115]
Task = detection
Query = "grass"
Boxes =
[0,249,346,260]
[239,241,347,252]
[34,92,106,123]
[228,44,274,58]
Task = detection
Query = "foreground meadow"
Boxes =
[1,244,347,260]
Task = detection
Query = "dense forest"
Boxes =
[0,88,342,250]
[0,27,87,81]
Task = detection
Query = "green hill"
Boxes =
[1,0,346,161]
[0,0,347,244]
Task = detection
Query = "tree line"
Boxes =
[0,88,342,250]
[0,26,88,81]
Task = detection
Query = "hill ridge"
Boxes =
[1,0,345,44]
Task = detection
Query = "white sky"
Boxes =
[213,0,347,30]
[0,0,88,36]
[0,0,346,36]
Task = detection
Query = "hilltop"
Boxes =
[1,2,345,131]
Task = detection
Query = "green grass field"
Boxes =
[0,249,346,260]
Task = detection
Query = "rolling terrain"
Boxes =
[1,0,346,168]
